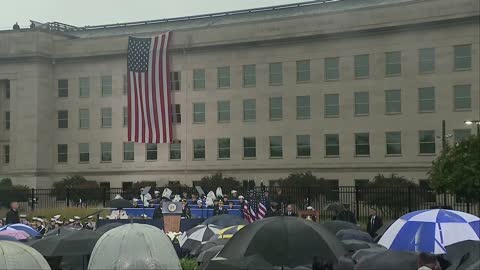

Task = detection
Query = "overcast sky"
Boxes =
[1,0,305,30]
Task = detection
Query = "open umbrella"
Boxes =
[94,222,124,233]
[324,203,345,212]
[217,216,345,268]
[351,247,386,263]
[444,240,480,270]
[0,229,29,241]
[378,209,480,254]
[336,229,373,242]
[1,224,40,237]
[321,220,359,235]
[190,238,228,256]
[178,224,222,251]
[0,241,51,270]
[354,250,418,269]
[0,235,18,242]
[341,239,384,253]
[210,225,245,240]
[197,245,224,263]
[105,198,133,209]
[202,215,247,227]
[29,229,102,256]
[373,219,395,242]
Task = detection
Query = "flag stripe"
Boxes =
[150,36,160,144]
[158,35,167,143]
[127,73,132,142]
[165,32,173,142]
[132,72,139,142]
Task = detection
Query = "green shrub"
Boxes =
[197,173,241,195]
[180,258,198,270]
[51,175,102,203]
[0,178,30,208]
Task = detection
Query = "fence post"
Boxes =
[355,186,360,221]
[307,187,311,207]
[407,186,412,213]
[66,188,70,207]
[102,188,107,207]
[30,188,35,211]
[466,198,470,213]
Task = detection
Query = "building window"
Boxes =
[193,69,205,90]
[170,71,181,91]
[193,103,205,123]
[243,99,256,121]
[101,108,112,128]
[269,62,283,85]
[169,142,181,160]
[354,54,369,79]
[296,135,311,157]
[243,137,256,159]
[325,57,339,80]
[123,75,127,95]
[385,89,401,114]
[58,110,68,128]
[101,76,112,97]
[296,96,310,119]
[123,107,128,127]
[217,67,230,88]
[453,85,471,111]
[4,80,10,99]
[58,79,68,97]
[243,64,256,87]
[454,129,471,143]
[3,145,9,164]
[355,133,370,156]
[123,142,134,161]
[386,131,402,155]
[4,111,10,130]
[325,94,339,117]
[79,77,90,97]
[218,138,230,159]
[419,48,435,73]
[217,101,230,122]
[57,144,68,163]
[296,60,310,82]
[171,104,181,124]
[454,44,471,70]
[385,51,401,76]
[418,87,435,113]
[193,139,205,160]
[101,142,112,162]
[419,130,435,154]
[79,109,89,129]
[269,136,283,158]
[79,143,89,163]
[146,143,157,161]
[269,97,283,120]
[325,134,339,157]
[354,92,369,116]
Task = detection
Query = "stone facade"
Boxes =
[0,0,478,188]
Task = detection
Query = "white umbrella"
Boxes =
[0,241,50,269]
[178,224,222,251]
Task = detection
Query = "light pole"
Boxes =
[464,120,480,136]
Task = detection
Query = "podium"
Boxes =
[299,210,320,222]
[162,202,183,232]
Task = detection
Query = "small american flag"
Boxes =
[249,189,259,222]
[257,190,267,220]
[127,32,172,144]
[243,200,254,224]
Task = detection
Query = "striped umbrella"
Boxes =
[178,224,222,251]
[379,209,480,254]
[0,229,30,241]
[1,224,40,237]
[211,225,245,240]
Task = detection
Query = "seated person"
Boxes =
[196,199,205,209]
[222,195,229,205]
[230,190,238,200]
[182,192,189,200]
[266,202,281,217]
[227,201,235,210]
[109,209,129,219]
[181,199,191,219]
[213,200,229,216]
[284,204,298,217]
[190,193,198,204]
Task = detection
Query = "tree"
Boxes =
[364,174,426,218]
[51,175,102,203]
[197,173,241,195]
[429,135,480,202]
[0,178,30,208]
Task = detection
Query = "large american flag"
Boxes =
[127,32,172,143]
[257,190,267,220]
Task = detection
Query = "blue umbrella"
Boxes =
[4,224,40,237]
[379,209,480,254]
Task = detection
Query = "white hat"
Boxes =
[87,216,93,219]
[50,218,56,221]
[53,215,61,220]
[307,206,314,210]
[154,190,160,194]
[74,216,81,220]
[197,199,203,204]
[238,195,245,199]
[114,194,123,199]
[56,220,63,224]
[19,214,26,218]
[98,217,104,220]
[231,190,237,194]
[140,214,148,218]
[68,219,74,223]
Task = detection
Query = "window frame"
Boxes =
[453,129,471,143]
[453,84,471,111]
[4,111,10,130]
[385,51,402,76]
[58,79,68,98]
[418,87,435,113]
[296,135,311,158]
[123,107,128,127]
[354,54,369,79]
[193,103,206,124]
[193,139,206,160]
[217,138,231,160]
[354,133,370,156]
[146,143,158,161]
[243,64,256,87]
[57,110,68,129]
[217,66,230,88]
[101,107,112,128]
[57,144,68,163]
[385,131,402,156]
[101,142,112,162]
[324,93,340,117]
[217,100,230,123]
[123,142,134,161]
[169,142,181,160]
[79,108,89,129]
[3,145,9,164]
[170,71,181,91]
[193,69,206,90]
[171,104,181,124]
[243,137,256,159]
[454,44,472,71]
[385,89,402,114]
[269,62,283,85]
[79,143,90,163]
[296,95,311,119]
[419,130,436,155]
[325,134,340,157]
[269,97,283,121]
[296,60,310,83]
[325,57,340,81]
[79,77,90,97]
[418,48,435,74]
[243,99,256,122]
[101,76,113,97]
[269,136,283,159]
[354,92,369,116]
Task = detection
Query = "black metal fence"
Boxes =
[2,186,479,220]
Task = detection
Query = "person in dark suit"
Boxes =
[266,202,281,217]
[336,204,357,224]
[152,205,163,220]
[181,199,191,219]
[5,201,20,224]
[366,208,383,237]
[284,204,297,217]
[213,200,229,216]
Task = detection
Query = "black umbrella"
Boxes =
[202,215,247,227]
[191,238,229,256]
[95,222,124,234]
[197,245,224,263]
[351,247,386,263]
[321,220,359,235]
[373,219,395,242]
[341,239,384,253]
[445,240,480,270]
[336,229,373,242]
[217,216,345,268]
[204,255,273,270]
[355,250,418,269]
[29,229,103,256]
[323,203,345,212]
[105,198,133,209]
